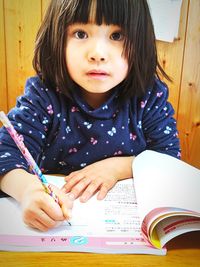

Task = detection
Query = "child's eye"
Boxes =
[110,32,124,41]
[74,30,88,39]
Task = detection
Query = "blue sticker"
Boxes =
[70,236,89,245]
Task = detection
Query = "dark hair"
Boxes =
[33,0,170,100]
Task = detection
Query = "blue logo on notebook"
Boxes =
[70,236,88,245]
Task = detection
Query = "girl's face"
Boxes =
[66,23,128,106]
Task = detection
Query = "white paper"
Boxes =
[133,150,200,225]
[148,0,182,42]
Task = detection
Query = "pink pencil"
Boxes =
[0,111,58,202]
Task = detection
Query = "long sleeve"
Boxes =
[0,77,56,175]
[140,79,181,158]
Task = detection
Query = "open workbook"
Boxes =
[0,150,200,255]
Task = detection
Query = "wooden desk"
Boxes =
[0,232,199,267]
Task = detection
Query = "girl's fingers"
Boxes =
[28,221,46,232]
[64,171,79,181]
[26,201,71,231]
[23,208,57,231]
[68,177,92,199]
[22,184,74,232]
[63,164,118,202]
[63,173,86,193]
[79,180,102,203]
[49,184,74,220]
[29,219,52,232]
[97,184,110,200]
[35,211,57,230]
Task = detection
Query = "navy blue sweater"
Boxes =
[0,76,180,176]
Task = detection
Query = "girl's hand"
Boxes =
[62,156,133,203]
[21,181,74,231]
[0,169,74,231]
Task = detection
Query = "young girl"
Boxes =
[0,0,180,231]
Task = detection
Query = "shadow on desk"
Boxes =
[167,231,200,250]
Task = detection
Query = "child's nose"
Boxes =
[89,54,106,62]
[87,42,108,63]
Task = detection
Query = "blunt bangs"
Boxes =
[70,0,128,27]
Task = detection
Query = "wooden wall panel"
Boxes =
[0,0,8,114]
[4,0,41,110]
[177,0,200,168]
[156,0,189,116]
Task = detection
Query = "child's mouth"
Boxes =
[86,70,109,79]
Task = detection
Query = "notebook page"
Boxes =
[133,150,200,225]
